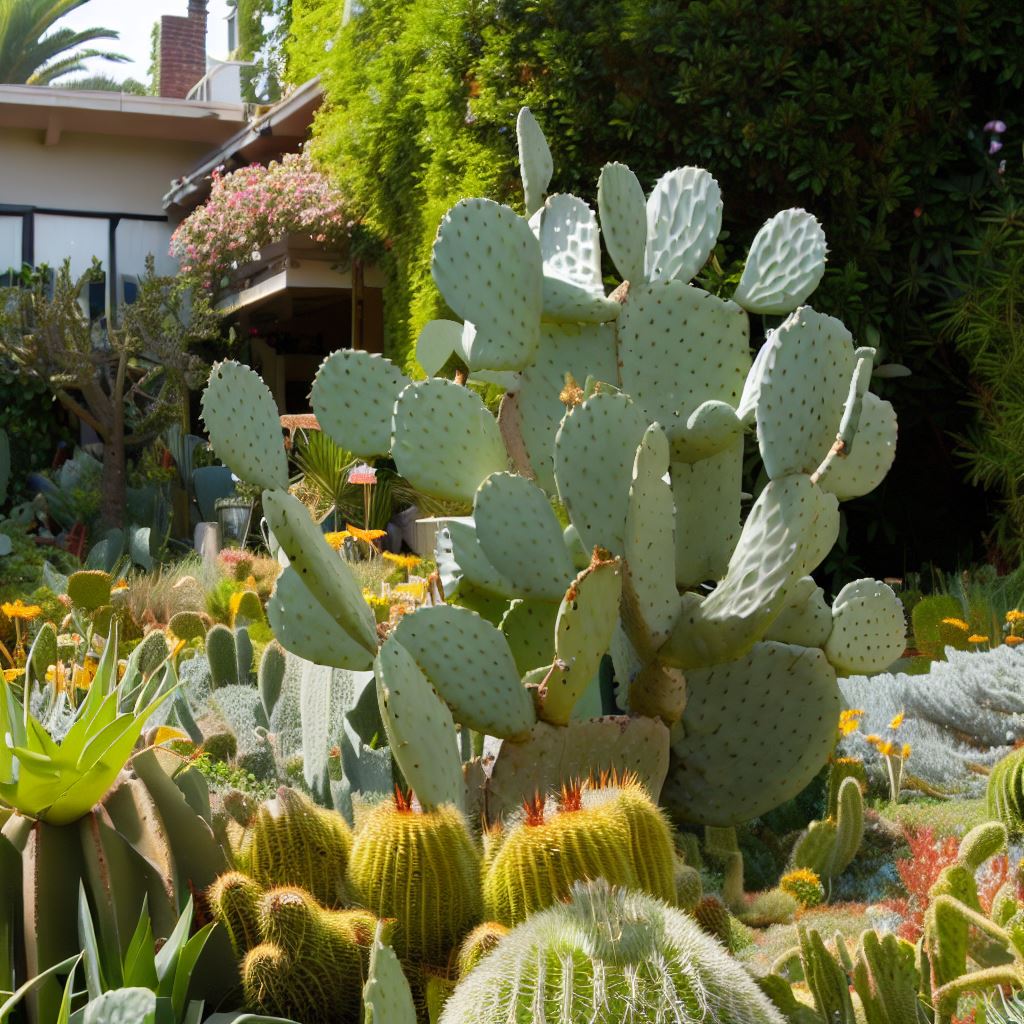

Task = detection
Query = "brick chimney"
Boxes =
[157,0,208,99]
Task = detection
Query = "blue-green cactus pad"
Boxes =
[733,209,827,315]
[645,167,723,285]
[376,635,464,812]
[311,349,407,457]
[392,604,535,740]
[554,391,648,554]
[534,194,620,323]
[436,518,518,599]
[541,556,623,725]
[756,308,855,479]
[516,322,619,493]
[416,319,464,377]
[262,489,378,653]
[500,599,558,676]
[623,425,680,651]
[364,921,418,1024]
[819,392,898,501]
[597,162,647,283]
[432,198,542,371]
[517,106,553,217]
[474,472,574,600]
[267,567,374,671]
[618,281,749,462]
[824,578,905,675]
[391,379,508,502]
[671,443,743,588]
[764,576,832,648]
[201,360,287,490]
[664,641,840,825]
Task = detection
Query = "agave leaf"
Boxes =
[170,924,215,1019]
[122,901,158,991]
[155,897,194,993]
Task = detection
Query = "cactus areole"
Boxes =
[202,105,904,828]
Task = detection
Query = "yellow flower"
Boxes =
[876,740,896,757]
[968,634,990,644]
[382,552,422,572]
[838,708,864,737]
[1007,635,1024,646]
[71,661,97,690]
[1006,609,1024,624]
[2,667,23,682]
[1,600,42,621]
[900,743,912,759]
[324,531,349,551]
[345,523,388,545]
[888,711,905,730]
[941,617,970,631]
[111,579,129,592]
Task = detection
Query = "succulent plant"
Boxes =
[201,105,904,829]
[789,775,865,882]
[439,880,784,1024]
[347,792,481,970]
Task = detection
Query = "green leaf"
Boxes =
[77,882,108,999]
[155,898,194,995]
[171,925,215,1019]
[122,901,158,992]
[0,953,82,1022]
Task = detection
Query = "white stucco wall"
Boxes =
[1,128,210,216]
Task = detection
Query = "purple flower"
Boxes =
[989,139,1004,155]
[984,120,1007,134]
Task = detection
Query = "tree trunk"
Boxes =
[100,430,126,530]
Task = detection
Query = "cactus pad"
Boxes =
[201,360,288,491]
[483,716,670,823]
[500,599,558,676]
[310,349,408,457]
[67,570,112,611]
[474,472,574,599]
[416,319,464,377]
[516,321,619,492]
[376,635,464,812]
[262,490,378,655]
[664,641,841,825]
[824,578,905,675]
[645,167,723,285]
[618,281,749,462]
[733,209,827,315]
[818,392,898,501]
[534,194,620,322]
[764,576,832,648]
[597,161,647,283]
[391,379,508,502]
[435,518,517,599]
[516,106,552,217]
[267,566,374,671]
[540,553,623,725]
[623,424,680,652]
[392,605,536,740]
[554,391,648,554]
[432,198,542,370]
[363,921,418,1024]
[756,308,855,479]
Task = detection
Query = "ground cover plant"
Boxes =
[2,77,1024,1024]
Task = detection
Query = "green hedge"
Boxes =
[291,0,1023,569]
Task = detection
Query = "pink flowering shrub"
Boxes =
[170,152,353,290]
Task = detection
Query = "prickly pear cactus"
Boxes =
[201,105,904,829]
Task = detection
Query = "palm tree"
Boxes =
[0,0,127,86]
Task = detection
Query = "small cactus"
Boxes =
[209,870,263,958]
[243,787,352,907]
[456,922,510,977]
[694,894,732,947]
[675,861,703,912]
[779,868,825,908]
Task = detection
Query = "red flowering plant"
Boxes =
[170,151,353,292]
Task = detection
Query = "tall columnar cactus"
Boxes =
[441,880,785,1024]
[987,745,1024,833]
[202,105,904,828]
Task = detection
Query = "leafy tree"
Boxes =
[0,0,127,85]
[56,73,147,93]
[0,260,220,528]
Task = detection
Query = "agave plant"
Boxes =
[0,624,174,825]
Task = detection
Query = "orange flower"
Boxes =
[345,524,388,544]
[324,531,348,551]
[382,552,422,572]
[1006,609,1024,625]
[1,600,42,621]
[968,634,990,644]
[838,709,864,737]
[1006,635,1024,646]
[941,617,970,632]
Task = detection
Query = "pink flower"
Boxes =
[989,139,1004,155]
[984,120,1007,134]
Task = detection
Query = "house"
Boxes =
[0,0,383,416]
